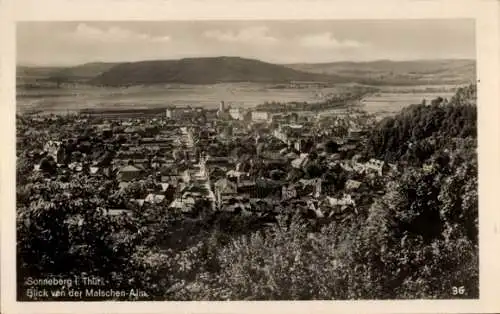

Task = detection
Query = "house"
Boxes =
[226,170,246,181]
[117,165,143,182]
[285,152,299,160]
[144,193,167,205]
[214,178,238,207]
[423,163,434,173]
[307,200,324,218]
[348,128,364,139]
[90,166,100,176]
[345,179,363,192]
[352,162,366,173]
[273,129,288,143]
[294,139,305,152]
[205,156,235,169]
[251,111,270,122]
[340,161,354,172]
[130,199,145,207]
[159,183,170,192]
[281,185,297,200]
[68,162,83,172]
[105,209,133,217]
[43,140,61,155]
[298,178,322,198]
[229,108,244,120]
[159,166,179,184]
[291,153,309,169]
[237,180,257,194]
[124,127,139,134]
[326,194,355,207]
[365,159,388,176]
[169,196,196,213]
[339,144,358,152]
[118,181,131,191]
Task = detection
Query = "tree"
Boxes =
[325,140,339,154]
[17,177,141,300]
[39,156,57,175]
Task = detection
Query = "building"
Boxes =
[326,194,355,207]
[282,185,297,200]
[206,156,235,170]
[166,109,173,119]
[117,165,143,182]
[229,108,244,120]
[273,129,288,143]
[214,178,238,207]
[345,179,363,192]
[237,180,257,195]
[291,153,309,169]
[144,193,167,205]
[365,159,388,176]
[348,127,364,140]
[44,140,62,162]
[251,111,270,123]
[298,178,322,198]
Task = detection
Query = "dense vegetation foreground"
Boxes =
[17,85,478,300]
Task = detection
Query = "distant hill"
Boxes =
[285,59,476,85]
[17,63,118,87]
[17,58,476,87]
[17,66,65,79]
[89,57,346,86]
[48,62,119,82]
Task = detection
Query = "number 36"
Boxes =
[452,286,466,295]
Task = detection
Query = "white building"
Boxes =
[365,159,387,176]
[273,129,288,143]
[166,109,173,119]
[327,194,355,207]
[229,108,244,120]
[251,111,270,122]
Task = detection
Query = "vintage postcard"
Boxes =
[1,0,500,313]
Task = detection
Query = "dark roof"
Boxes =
[119,165,142,173]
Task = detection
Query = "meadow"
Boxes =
[361,91,457,115]
[17,82,460,115]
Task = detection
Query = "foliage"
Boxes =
[364,84,476,165]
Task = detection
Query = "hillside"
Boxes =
[363,84,477,164]
[285,59,476,85]
[89,57,346,86]
[17,66,65,79]
[48,62,119,82]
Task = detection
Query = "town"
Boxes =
[17,100,401,226]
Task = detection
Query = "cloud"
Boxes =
[299,32,364,49]
[204,26,278,44]
[69,23,171,43]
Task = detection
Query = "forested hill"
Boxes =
[363,84,477,165]
[89,57,344,86]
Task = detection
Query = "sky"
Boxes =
[17,19,475,66]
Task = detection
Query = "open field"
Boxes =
[17,82,463,116]
[17,83,351,114]
[361,91,457,115]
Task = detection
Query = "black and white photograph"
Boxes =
[13,17,481,302]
